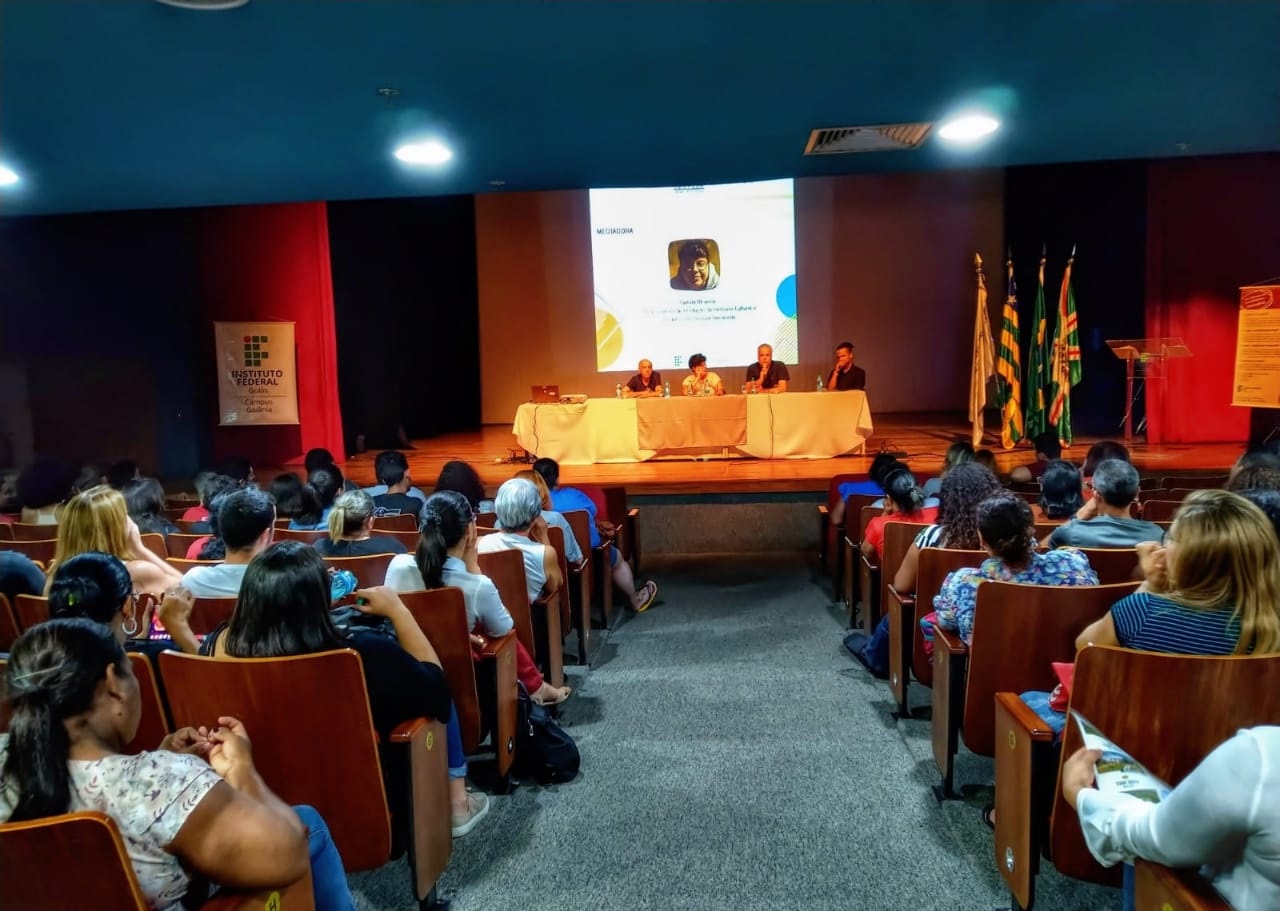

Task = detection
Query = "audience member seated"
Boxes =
[0,469,19,521]
[1062,726,1280,911]
[974,448,997,474]
[215,455,256,488]
[268,472,305,520]
[0,549,45,603]
[314,490,408,557]
[432,460,488,512]
[510,469,583,565]
[1240,489,1280,544]
[475,479,565,606]
[923,441,974,498]
[531,459,658,612]
[1048,459,1161,548]
[1033,459,1085,524]
[860,468,938,560]
[1081,439,1132,483]
[929,493,1098,648]
[385,490,572,706]
[105,460,140,491]
[201,541,489,838]
[303,448,358,492]
[844,462,1003,677]
[1227,447,1280,489]
[50,485,184,597]
[181,473,237,532]
[179,470,216,523]
[182,488,276,597]
[828,452,915,527]
[0,618,354,911]
[185,483,241,561]
[50,551,199,657]
[122,477,179,537]
[290,467,343,531]
[1023,489,1280,736]
[370,451,423,523]
[363,453,429,505]
[1226,462,1280,494]
[16,457,76,525]
[1009,430,1062,483]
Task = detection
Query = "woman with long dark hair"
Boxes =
[860,468,937,560]
[0,618,353,910]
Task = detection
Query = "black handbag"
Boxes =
[514,683,581,784]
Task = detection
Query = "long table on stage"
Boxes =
[512,391,874,464]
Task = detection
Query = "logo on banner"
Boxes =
[242,334,271,367]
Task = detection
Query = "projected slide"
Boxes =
[589,179,797,373]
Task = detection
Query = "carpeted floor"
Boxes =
[350,554,1119,911]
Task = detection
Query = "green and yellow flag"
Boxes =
[996,255,1024,449]
[1024,251,1050,439]
[969,254,996,449]
[1049,249,1083,444]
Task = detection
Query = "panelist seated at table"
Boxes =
[624,359,663,398]
[681,352,725,397]
[744,343,789,394]
[826,341,866,391]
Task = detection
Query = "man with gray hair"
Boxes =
[1046,459,1164,548]
[477,477,564,605]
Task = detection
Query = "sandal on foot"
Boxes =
[534,686,572,706]
[981,804,996,831]
[635,581,658,613]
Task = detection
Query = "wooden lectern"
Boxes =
[1106,337,1193,446]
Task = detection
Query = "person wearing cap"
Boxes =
[826,341,866,391]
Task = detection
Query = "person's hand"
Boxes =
[156,586,195,630]
[207,716,254,779]
[1061,747,1103,810]
[596,519,617,539]
[352,586,407,619]
[160,726,211,757]
[469,633,488,650]
[528,516,550,545]
[1075,495,1100,521]
[1136,541,1170,591]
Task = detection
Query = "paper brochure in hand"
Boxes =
[1071,710,1172,805]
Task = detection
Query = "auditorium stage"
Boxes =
[336,412,1243,496]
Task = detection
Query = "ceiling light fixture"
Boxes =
[153,0,251,10]
[394,140,453,167]
[937,113,1001,143]
[0,164,20,187]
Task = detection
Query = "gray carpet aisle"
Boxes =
[351,555,1118,911]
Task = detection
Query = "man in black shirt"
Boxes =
[826,341,866,391]
[624,359,663,397]
[371,451,422,521]
[744,343,790,393]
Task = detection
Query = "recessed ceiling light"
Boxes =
[394,140,453,167]
[0,164,20,187]
[937,113,1001,143]
[154,0,250,9]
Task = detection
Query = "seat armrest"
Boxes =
[860,552,879,573]
[388,717,451,901]
[626,507,639,519]
[474,630,517,660]
[201,870,315,911]
[887,584,915,609]
[817,504,829,516]
[993,692,1057,743]
[388,716,431,743]
[1134,860,1230,911]
[933,625,968,656]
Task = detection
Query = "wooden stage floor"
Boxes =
[335,413,1244,496]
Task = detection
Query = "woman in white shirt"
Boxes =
[385,489,570,707]
[1063,726,1280,911]
[0,617,354,911]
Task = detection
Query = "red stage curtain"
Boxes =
[1144,154,1280,444]
[199,202,345,466]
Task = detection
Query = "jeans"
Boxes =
[446,703,467,780]
[292,804,355,911]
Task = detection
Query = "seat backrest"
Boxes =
[137,533,166,561]
[477,548,535,659]
[476,511,497,529]
[1159,475,1227,490]
[1140,499,1180,522]
[545,524,572,629]
[0,655,9,731]
[397,589,482,751]
[0,593,20,651]
[165,533,208,558]
[963,581,1140,756]
[9,522,58,541]
[14,593,49,631]
[562,509,593,557]
[911,547,986,682]
[158,649,392,870]
[125,653,170,753]
[1050,646,1280,886]
[1071,547,1140,585]
[880,521,928,584]
[322,553,396,589]
[6,538,57,564]
[0,523,11,540]
[274,528,329,545]
[0,811,149,911]
[856,504,879,544]
[826,473,866,510]
[1137,487,1170,502]
[1033,521,1062,543]
[190,597,238,636]
[165,557,217,572]
[371,513,418,532]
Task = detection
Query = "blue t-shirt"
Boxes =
[549,486,599,548]
[1110,591,1241,655]
[836,480,884,501]
[289,507,332,531]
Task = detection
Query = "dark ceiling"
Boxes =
[2,0,1278,216]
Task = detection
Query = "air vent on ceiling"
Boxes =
[804,123,933,155]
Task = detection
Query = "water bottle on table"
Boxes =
[615,383,622,399]
[816,374,824,392]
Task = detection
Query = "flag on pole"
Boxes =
[996,255,1024,450]
[1049,248,1083,443]
[1024,250,1050,440]
[969,254,996,449]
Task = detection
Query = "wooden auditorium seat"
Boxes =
[137,533,166,561]
[0,593,20,651]
[398,589,517,781]
[886,546,984,719]
[273,528,329,545]
[125,652,171,753]
[322,552,396,589]
[931,581,1139,798]
[165,532,209,558]
[1136,487,1170,502]
[542,524,577,666]
[475,511,497,528]
[994,645,1280,910]
[839,503,880,626]
[165,557,216,572]
[859,521,927,637]
[0,811,316,911]
[8,522,59,541]
[14,593,50,631]
[602,484,641,574]
[1140,499,1180,522]
[1070,547,1141,584]
[189,597,238,636]
[159,649,452,909]
[1134,859,1231,911]
[563,509,613,657]
[478,547,563,688]
[816,473,868,570]
[831,492,880,589]
[372,513,418,532]
[1159,475,1227,490]
[5,538,57,564]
